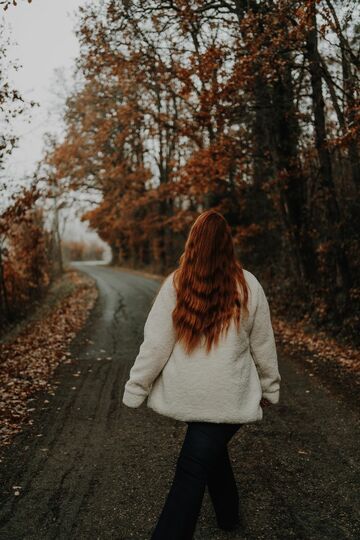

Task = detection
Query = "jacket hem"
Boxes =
[146,400,263,424]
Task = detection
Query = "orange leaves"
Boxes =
[0,185,41,235]
[195,45,225,84]
[273,315,360,377]
[0,187,51,326]
[181,148,227,191]
[0,269,98,453]
[178,136,243,196]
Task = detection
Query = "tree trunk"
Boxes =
[306,1,352,314]
[271,68,317,285]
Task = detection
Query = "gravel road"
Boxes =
[0,263,359,540]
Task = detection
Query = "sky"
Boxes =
[1,0,109,254]
[3,0,82,182]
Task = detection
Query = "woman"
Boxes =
[122,209,281,539]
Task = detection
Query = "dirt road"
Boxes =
[0,264,359,540]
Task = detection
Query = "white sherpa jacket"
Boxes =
[122,269,281,424]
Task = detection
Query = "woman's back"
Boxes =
[123,268,281,424]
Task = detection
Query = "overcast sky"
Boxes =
[4,0,83,182]
[2,0,108,252]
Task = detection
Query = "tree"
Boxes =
[45,0,360,334]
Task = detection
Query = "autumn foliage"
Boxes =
[45,0,359,340]
[0,187,54,329]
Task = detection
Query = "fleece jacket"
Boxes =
[122,269,281,424]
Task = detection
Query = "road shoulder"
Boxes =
[0,267,98,459]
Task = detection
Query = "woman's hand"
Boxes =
[260,397,272,407]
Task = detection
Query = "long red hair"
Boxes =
[171,210,249,354]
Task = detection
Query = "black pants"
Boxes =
[150,421,242,540]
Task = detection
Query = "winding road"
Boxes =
[0,264,359,540]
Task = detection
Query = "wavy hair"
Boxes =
[171,210,249,354]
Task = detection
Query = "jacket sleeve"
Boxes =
[122,274,177,408]
[249,280,281,404]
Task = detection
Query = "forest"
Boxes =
[1,0,359,343]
